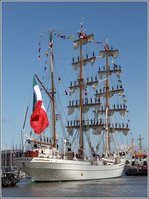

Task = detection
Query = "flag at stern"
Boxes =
[30,77,49,134]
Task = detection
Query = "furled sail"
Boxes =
[95,87,124,98]
[73,34,94,49]
[99,49,119,58]
[98,66,122,79]
[69,77,98,95]
[72,56,96,70]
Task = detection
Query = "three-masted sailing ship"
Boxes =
[14,25,133,181]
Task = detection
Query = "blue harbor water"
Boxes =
[2,175,148,197]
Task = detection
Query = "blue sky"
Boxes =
[2,2,147,150]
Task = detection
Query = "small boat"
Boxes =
[2,171,20,187]
[125,135,148,176]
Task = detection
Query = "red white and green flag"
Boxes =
[30,77,49,134]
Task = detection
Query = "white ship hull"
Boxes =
[15,157,124,181]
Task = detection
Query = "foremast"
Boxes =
[49,32,56,148]
[35,32,57,148]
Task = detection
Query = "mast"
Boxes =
[49,32,56,148]
[105,45,110,157]
[79,25,84,155]
[66,24,94,157]
[77,23,94,156]
[138,134,143,158]
[99,44,121,157]
[21,106,29,151]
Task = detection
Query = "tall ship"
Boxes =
[14,24,133,181]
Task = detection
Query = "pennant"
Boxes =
[85,90,88,96]
[38,55,40,60]
[30,130,32,136]
[54,31,74,40]
[94,41,103,44]
[56,114,61,121]
[30,77,49,134]
[65,90,68,95]
[38,48,41,53]
[49,41,53,49]
[58,77,61,84]
[49,33,53,49]
[85,97,88,104]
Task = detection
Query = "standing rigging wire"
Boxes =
[36,29,80,145]
[95,133,105,153]
[51,35,75,95]
[107,67,124,149]
[112,60,131,146]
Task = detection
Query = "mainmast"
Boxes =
[49,32,56,148]
[67,23,94,157]
[105,45,110,157]
[78,24,84,155]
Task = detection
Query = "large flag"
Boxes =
[30,77,49,134]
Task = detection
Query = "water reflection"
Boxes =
[2,176,147,197]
